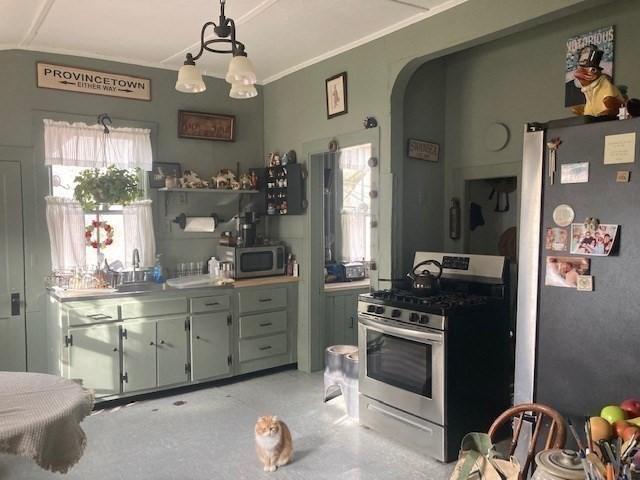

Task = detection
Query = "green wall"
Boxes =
[441,0,640,252]
[401,59,446,274]
[0,50,264,372]
[263,0,609,371]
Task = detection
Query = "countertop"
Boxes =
[48,275,300,302]
[324,279,370,292]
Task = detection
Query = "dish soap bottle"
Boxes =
[153,254,165,283]
[208,256,220,280]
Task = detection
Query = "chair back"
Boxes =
[487,403,566,480]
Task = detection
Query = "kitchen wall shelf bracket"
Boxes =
[158,188,260,215]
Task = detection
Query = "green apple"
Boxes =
[601,405,627,424]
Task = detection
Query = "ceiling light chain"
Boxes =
[175,0,257,98]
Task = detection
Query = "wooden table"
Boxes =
[0,372,94,473]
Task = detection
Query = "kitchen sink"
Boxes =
[115,282,164,293]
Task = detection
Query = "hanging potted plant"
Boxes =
[74,165,141,210]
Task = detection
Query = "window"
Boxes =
[323,143,372,263]
[44,119,155,271]
[50,165,143,268]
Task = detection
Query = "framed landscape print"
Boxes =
[325,72,348,119]
[178,110,235,141]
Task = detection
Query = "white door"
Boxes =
[0,161,26,371]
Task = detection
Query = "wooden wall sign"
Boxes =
[407,138,439,162]
[36,62,151,101]
[178,111,235,142]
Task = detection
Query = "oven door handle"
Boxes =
[358,316,443,344]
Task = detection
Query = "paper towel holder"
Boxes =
[173,213,221,230]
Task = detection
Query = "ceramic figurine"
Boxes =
[239,174,252,190]
[249,171,259,190]
[571,44,624,117]
[180,170,208,189]
[211,168,237,189]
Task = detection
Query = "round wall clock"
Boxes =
[484,123,510,151]
[552,204,575,227]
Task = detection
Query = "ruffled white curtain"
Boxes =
[338,144,369,170]
[44,119,153,171]
[45,196,86,270]
[341,211,368,262]
[338,143,372,262]
[123,200,156,268]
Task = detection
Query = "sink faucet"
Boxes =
[132,249,140,271]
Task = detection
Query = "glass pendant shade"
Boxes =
[225,55,257,85]
[175,64,206,93]
[229,82,258,99]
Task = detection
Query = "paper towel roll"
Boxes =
[184,216,217,232]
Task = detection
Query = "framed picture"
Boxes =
[178,110,235,142]
[149,162,182,188]
[407,138,440,162]
[325,72,348,119]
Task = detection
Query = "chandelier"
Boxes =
[175,0,258,98]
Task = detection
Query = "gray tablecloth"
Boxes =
[0,372,94,473]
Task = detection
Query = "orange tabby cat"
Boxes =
[254,415,293,472]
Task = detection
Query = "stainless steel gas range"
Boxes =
[358,252,513,462]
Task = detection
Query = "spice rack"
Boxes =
[265,164,305,215]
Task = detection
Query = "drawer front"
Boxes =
[238,287,287,314]
[239,333,287,363]
[190,295,230,314]
[239,310,287,339]
[120,297,187,319]
[66,303,119,325]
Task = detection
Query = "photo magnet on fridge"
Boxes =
[570,223,618,256]
[560,162,589,184]
[545,256,591,288]
[604,132,636,164]
[577,275,594,291]
[616,171,631,183]
[545,227,569,251]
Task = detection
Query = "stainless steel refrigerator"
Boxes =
[515,117,640,417]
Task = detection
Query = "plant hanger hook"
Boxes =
[97,113,112,134]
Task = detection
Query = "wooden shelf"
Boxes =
[158,188,260,194]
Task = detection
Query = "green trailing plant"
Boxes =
[73,166,141,210]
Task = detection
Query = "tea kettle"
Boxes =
[407,260,443,297]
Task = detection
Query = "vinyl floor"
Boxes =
[0,370,453,479]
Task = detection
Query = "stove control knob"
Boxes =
[391,309,401,318]
[419,315,429,325]
[409,312,419,323]
[367,305,376,313]
[375,306,385,314]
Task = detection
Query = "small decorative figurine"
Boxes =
[180,170,208,189]
[211,169,237,189]
[249,171,259,190]
[239,174,252,190]
[571,44,624,117]
[269,152,281,167]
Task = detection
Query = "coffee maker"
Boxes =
[237,210,259,247]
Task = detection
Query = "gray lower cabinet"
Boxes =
[122,316,189,392]
[324,288,368,348]
[157,316,190,386]
[48,282,297,400]
[67,323,121,396]
[191,311,231,381]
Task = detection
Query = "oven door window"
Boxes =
[366,330,432,398]
[240,252,274,272]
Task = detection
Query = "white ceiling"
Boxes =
[1,0,467,84]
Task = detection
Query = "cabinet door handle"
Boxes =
[258,298,272,303]
[259,322,273,327]
[11,293,20,316]
[160,340,165,345]
[149,341,155,346]
[259,345,272,351]
[349,316,354,329]
[112,347,118,352]
[196,335,201,340]
[204,302,220,306]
